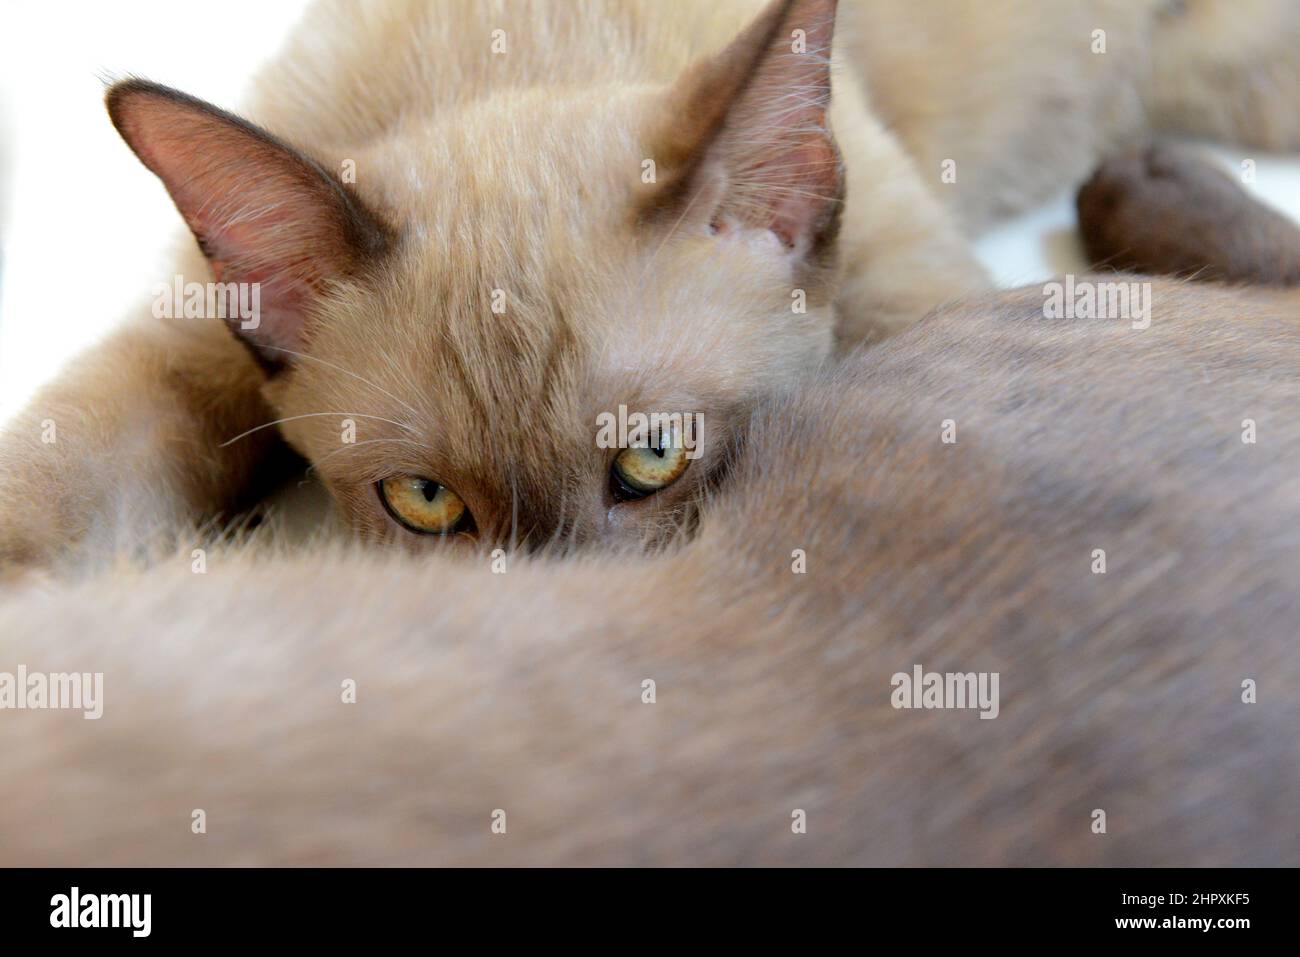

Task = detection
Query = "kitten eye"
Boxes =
[378,476,471,535]
[610,431,690,502]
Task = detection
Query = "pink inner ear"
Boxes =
[657,0,843,254]
[755,137,842,251]
[107,81,388,358]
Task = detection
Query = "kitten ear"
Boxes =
[647,0,843,261]
[106,79,391,371]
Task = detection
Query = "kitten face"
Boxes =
[269,95,836,552]
[106,0,843,551]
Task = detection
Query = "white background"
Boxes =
[1,0,1298,421]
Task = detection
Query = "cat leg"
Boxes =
[840,0,1299,233]
[1147,0,1300,151]
[0,275,280,578]
[1077,144,1300,285]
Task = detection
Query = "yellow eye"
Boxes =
[611,431,690,500]
[378,476,470,535]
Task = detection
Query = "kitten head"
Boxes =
[107,0,843,552]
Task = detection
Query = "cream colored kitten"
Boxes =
[2,0,985,569]
[2,0,1298,570]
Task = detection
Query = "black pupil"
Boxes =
[420,480,438,502]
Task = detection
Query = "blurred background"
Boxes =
[1,0,1299,421]
[0,0,305,421]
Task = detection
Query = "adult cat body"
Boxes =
[2,279,1297,865]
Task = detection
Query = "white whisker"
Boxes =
[219,412,417,447]
[258,345,423,419]
[305,438,431,476]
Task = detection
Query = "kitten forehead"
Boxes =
[362,90,651,236]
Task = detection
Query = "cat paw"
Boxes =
[1076,144,1300,285]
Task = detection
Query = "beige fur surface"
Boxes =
[2,280,1298,865]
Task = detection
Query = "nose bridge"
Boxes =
[468,374,594,548]
[484,440,599,551]
[483,484,573,552]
